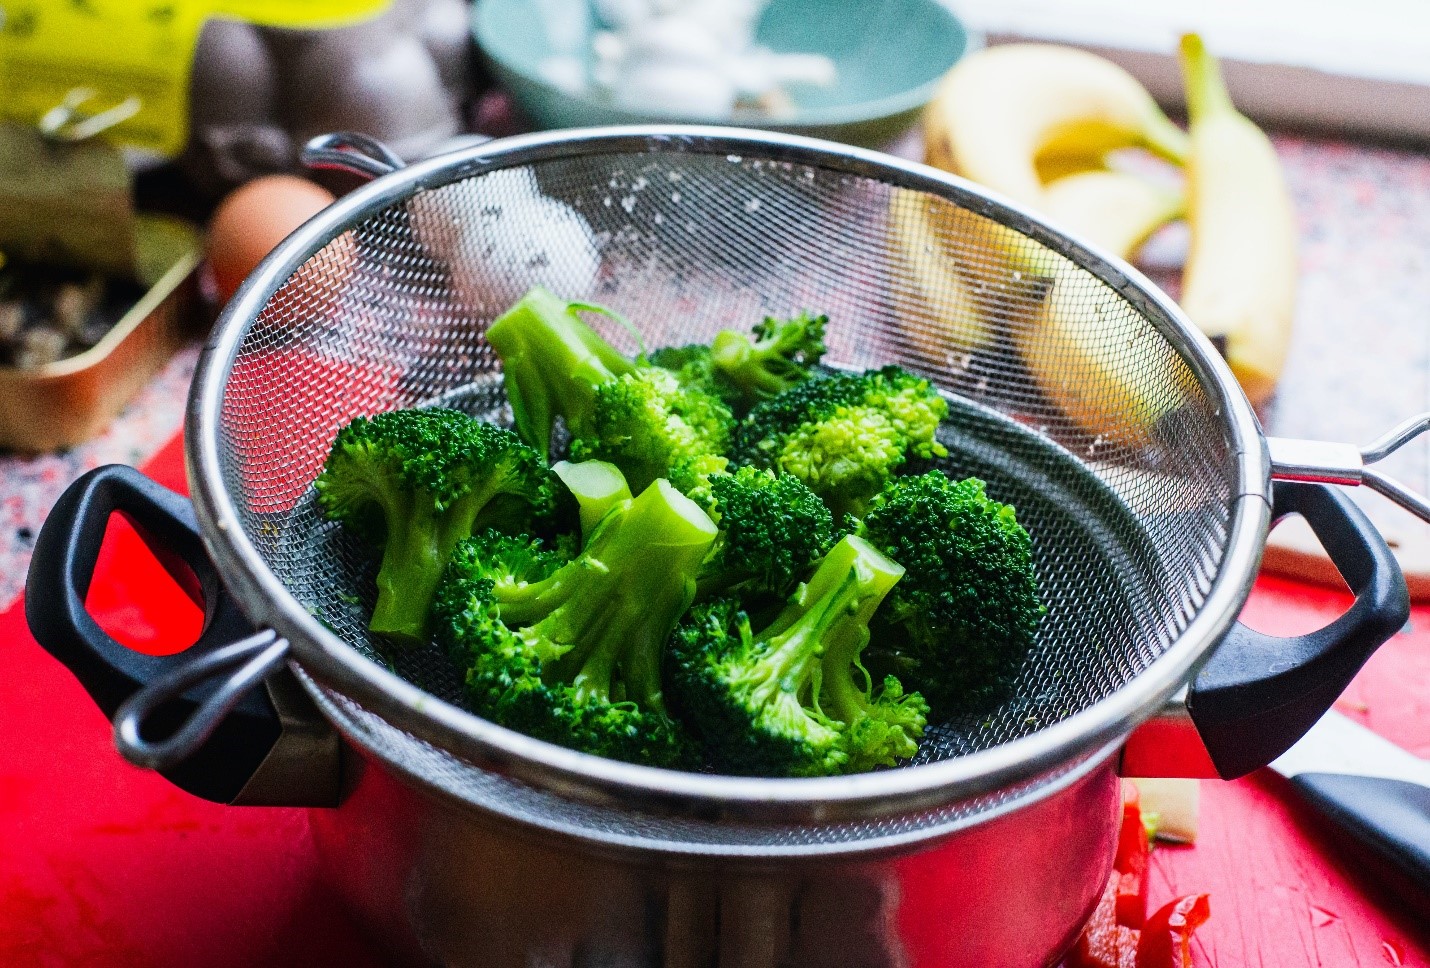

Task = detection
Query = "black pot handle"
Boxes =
[1186,480,1410,779]
[25,464,333,805]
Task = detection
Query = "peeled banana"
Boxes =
[924,44,1188,209]
[1177,34,1297,406]
[912,38,1295,435]
[887,190,996,360]
[1016,170,1192,443]
[1039,170,1184,261]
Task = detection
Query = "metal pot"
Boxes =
[23,128,1430,967]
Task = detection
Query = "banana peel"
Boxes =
[912,43,1188,370]
[1040,170,1184,259]
[924,43,1188,209]
[909,37,1293,438]
[1178,34,1297,406]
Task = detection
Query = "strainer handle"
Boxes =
[1268,414,1430,522]
[25,464,339,807]
[1123,480,1409,779]
[301,132,406,181]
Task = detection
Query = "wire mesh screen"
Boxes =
[213,142,1237,839]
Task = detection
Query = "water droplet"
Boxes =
[744,198,762,213]
[727,154,742,163]
[632,176,648,190]
[603,196,612,207]
[621,196,636,213]
[671,191,682,203]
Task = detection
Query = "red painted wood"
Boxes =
[1150,574,1430,967]
[3,435,1428,966]
[0,435,386,968]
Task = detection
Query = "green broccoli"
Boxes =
[314,408,558,645]
[669,534,928,777]
[696,465,836,603]
[730,365,950,518]
[859,471,1043,714]
[551,459,631,539]
[434,478,718,768]
[649,311,827,412]
[485,286,734,495]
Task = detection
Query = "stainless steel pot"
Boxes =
[24,128,1430,968]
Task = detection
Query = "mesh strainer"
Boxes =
[33,128,1428,853]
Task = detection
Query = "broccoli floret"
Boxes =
[486,287,734,495]
[669,534,928,777]
[666,453,731,513]
[434,478,718,768]
[696,466,835,603]
[730,366,949,518]
[314,408,558,645]
[567,367,734,494]
[650,312,827,412]
[859,471,1043,714]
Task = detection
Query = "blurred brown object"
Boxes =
[0,246,202,452]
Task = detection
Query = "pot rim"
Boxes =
[187,125,1271,824]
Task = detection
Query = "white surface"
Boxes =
[952,0,1430,83]
[1270,710,1430,786]
[949,0,1430,141]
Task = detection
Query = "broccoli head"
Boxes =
[486,287,734,495]
[650,311,827,412]
[696,466,835,603]
[669,534,928,777]
[731,365,949,518]
[314,408,558,645]
[567,366,734,494]
[434,478,718,768]
[859,471,1043,714]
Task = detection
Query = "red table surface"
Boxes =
[2,434,1428,967]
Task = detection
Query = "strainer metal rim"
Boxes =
[187,125,1272,823]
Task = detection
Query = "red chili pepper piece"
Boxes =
[1117,871,1147,929]
[1116,926,1141,968]
[1135,893,1211,968]
[1115,780,1150,928]
[1071,872,1143,968]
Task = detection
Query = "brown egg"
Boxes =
[207,175,337,305]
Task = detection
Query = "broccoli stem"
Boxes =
[753,535,905,705]
[369,479,508,642]
[712,330,791,400]
[752,570,865,702]
[816,535,904,691]
[485,287,636,454]
[529,479,718,713]
[706,313,826,406]
[552,459,631,539]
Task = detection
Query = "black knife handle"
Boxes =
[1290,772,1430,919]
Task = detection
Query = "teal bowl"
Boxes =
[472,0,975,148]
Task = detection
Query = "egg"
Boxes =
[206,175,338,305]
